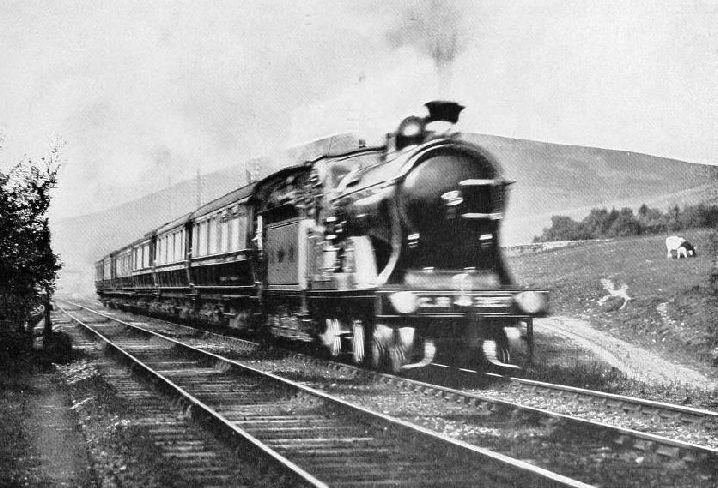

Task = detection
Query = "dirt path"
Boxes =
[0,371,95,486]
[535,316,718,390]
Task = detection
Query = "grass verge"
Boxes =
[508,229,717,406]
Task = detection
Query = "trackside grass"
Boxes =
[507,230,717,407]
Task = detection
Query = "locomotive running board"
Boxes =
[402,339,437,370]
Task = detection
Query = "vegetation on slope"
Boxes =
[508,230,717,405]
[534,203,718,242]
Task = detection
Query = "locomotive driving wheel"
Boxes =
[320,318,342,356]
[370,325,415,372]
[370,324,392,369]
[351,319,365,363]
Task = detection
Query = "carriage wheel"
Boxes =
[351,320,365,364]
[211,308,223,325]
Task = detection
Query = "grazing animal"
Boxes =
[665,235,696,259]
[677,240,696,259]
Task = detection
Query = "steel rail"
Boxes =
[68,299,718,461]
[59,301,592,488]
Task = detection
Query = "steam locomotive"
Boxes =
[95,101,548,371]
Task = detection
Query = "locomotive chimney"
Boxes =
[425,101,464,124]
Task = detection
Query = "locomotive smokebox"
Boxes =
[425,101,465,124]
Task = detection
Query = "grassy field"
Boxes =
[506,229,717,400]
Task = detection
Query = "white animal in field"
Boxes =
[665,235,696,259]
[599,278,631,309]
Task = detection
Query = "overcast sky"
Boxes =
[1,0,716,220]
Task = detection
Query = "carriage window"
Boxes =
[167,235,173,263]
[209,218,218,254]
[220,220,228,253]
[230,217,239,251]
[173,233,179,262]
[237,215,248,249]
[192,224,199,257]
[177,230,184,261]
[227,218,235,252]
[198,222,207,256]
[173,232,179,262]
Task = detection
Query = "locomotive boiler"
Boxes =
[95,101,548,372]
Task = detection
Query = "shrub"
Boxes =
[0,330,33,369]
[0,142,61,335]
[536,203,718,242]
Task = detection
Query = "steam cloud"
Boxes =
[386,0,467,97]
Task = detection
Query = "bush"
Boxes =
[0,330,33,369]
[536,203,718,242]
[0,142,61,336]
[40,331,74,365]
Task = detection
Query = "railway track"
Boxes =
[404,363,718,448]
[58,301,589,487]
[60,300,717,487]
[54,319,282,487]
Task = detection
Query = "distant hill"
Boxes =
[463,134,717,244]
[52,133,717,294]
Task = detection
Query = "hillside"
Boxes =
[462,134,718,244]
[507,229,717,390]
[52,134,717,294]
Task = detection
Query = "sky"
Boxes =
[1,0,716,220]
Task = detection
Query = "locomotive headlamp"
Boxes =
[389,291,419,314]
[515,291,547,314]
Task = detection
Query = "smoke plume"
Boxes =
[386,1,467,97]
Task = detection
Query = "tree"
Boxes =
[537,215,591,241]
[581,208,612,238]
[0,142,62,334]
[637,204,665,234]
[606,208,641,237]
